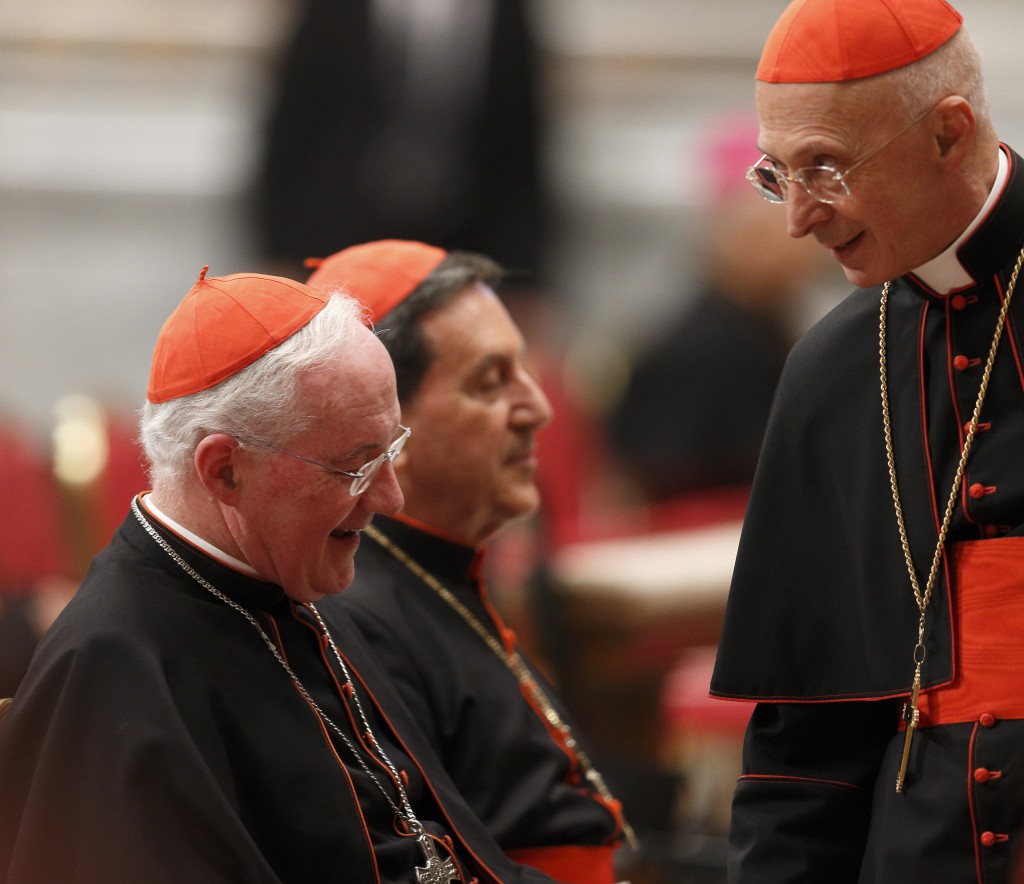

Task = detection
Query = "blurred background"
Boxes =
[3,1,1024,881]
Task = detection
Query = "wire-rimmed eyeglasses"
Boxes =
[746,105,935,205]
[240,425,411,495]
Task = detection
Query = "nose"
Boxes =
[786,186,833,240]
[513,367,553,430]
[361,461,404,516]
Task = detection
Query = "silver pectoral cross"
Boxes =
[415,833,460,884]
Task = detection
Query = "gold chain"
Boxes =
[363,523,639,850]
[880,243,1024,791]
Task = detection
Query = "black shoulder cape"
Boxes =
[712,146,1024,702]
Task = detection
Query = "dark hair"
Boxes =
[376,250,504,403]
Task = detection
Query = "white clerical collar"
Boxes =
[139,494,262,578]
[911,148,1009,295]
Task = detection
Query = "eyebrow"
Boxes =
[473,350,525,377]
[332,429,401,464]
[759,136,848,166]
[463,353,497,381]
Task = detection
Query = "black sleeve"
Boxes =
[728,699,899,883]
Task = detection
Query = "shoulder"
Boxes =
[787,288,879,373]
[770,287,882,421]
[328,557,445,674]
[339,547,432,636]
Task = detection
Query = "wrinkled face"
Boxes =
[395,283,553,546]
[756,79,945,288]
[228,328,404,602]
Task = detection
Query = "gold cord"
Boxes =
[881,244,1024,791]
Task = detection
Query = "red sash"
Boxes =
[919,537,1024,727]
[505,844,617,884]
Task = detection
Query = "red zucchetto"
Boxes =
[305,240,447,325]
[756,0,963,84]
[147,267,328,403]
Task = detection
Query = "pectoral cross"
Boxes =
[415,833,460,884]
[895,680,921,793]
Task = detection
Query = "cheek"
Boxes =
[283,487,357,538]
[867,212,920,272]
[862,184,915,235]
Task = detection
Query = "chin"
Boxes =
[841,264,889,289]
[295,566,356,603]
[328,565,357,596]
[504,489,541,522]
[284,586,324,604]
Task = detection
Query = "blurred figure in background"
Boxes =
[254,0,551,301]
[604,112,829,503]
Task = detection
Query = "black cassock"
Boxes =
[0,499,557,884]
[329,515,623,875]
[712,145,1024,882]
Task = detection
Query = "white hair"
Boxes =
[888,28,989,122]
[139,293,367,487]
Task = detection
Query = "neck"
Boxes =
[389,511,487,550]
[140,495,262,577]
[911,144,1008,293]
[148,482,252,570]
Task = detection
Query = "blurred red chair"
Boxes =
[660,646,751,835]
[51,397,148,573]
[0,417,74,593]
[92,407,150,548]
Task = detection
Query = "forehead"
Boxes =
[755,79,888,160]
[421,283,524,363]
[301,328,400,429]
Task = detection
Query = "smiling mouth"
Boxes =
[330,528,361,540]
[829,232,864,255]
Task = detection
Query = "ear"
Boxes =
[933,95,975,164]
[194,433,244,503]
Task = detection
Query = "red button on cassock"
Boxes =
[980,712,997,728]
[953,355,971,371]
[981,832,997,847]
[970,483,987,500]
[975,767,991,783]
[951,294,968,310]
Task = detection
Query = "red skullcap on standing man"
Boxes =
[756,0,962,84]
